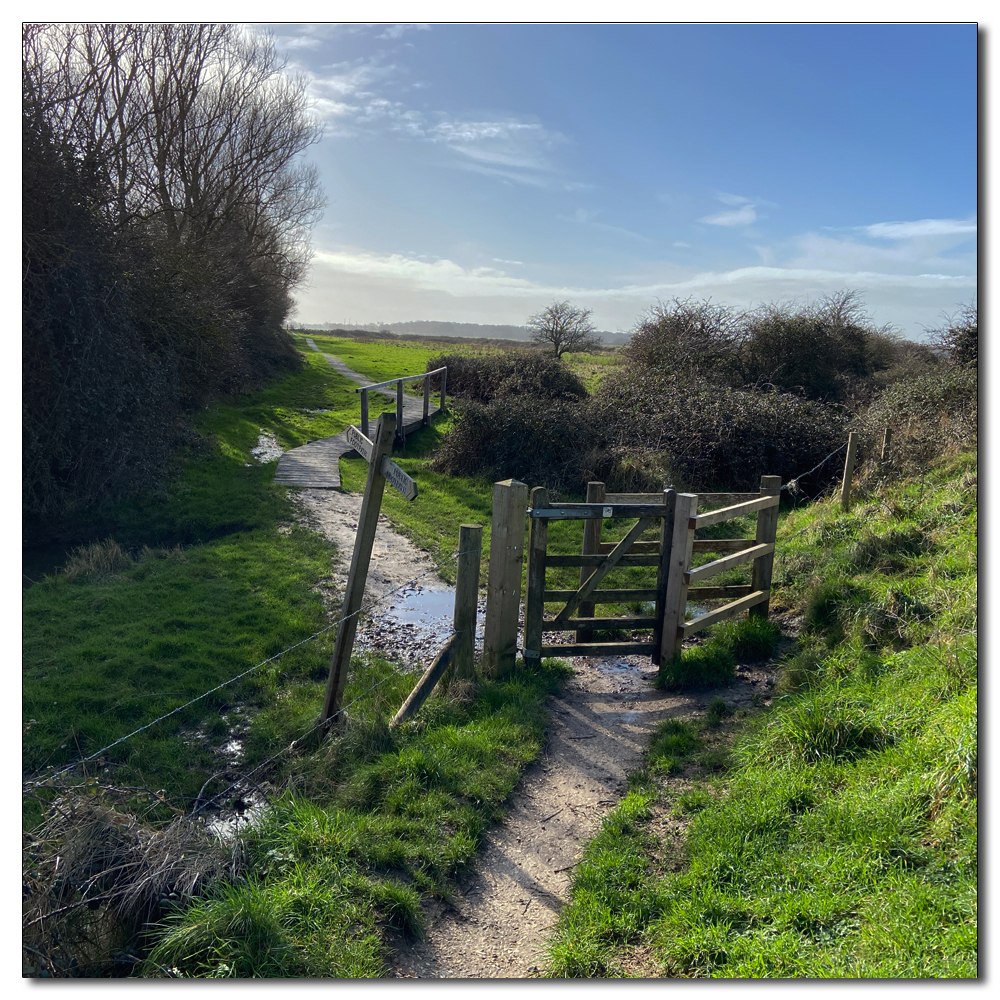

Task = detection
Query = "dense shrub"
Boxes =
[857,365,977,473]
[591,367,848,492]
[623,292,911,405]
[427,350,587,405]
[934,302,978,367]
[431,394,601,491]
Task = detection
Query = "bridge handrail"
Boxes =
[354,366,448,393]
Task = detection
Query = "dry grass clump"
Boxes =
[23,794,231,977]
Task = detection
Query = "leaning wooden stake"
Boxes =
[319,412,396,730]
[453,524,483,680]
[840,431,860,511]
[749,475,782,620]
[389,633,462,729]
[482,479,528,675]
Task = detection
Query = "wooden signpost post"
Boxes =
[319,412,419,730]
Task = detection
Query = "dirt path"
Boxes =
[288,471,775,979]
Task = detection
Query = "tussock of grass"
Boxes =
[545,452,978,978]
[658,615,781,691]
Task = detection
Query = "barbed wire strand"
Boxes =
[781,441,848,493]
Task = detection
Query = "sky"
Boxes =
[261,23,976,339]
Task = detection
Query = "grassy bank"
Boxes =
[545,452,978,978]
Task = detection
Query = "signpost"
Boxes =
[319,412,419,730]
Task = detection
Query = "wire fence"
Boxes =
[24,563,450,795]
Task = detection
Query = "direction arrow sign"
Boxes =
[345,424,373,462]
[344,425,418,501]
[380,454,418,501]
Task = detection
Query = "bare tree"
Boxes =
[22,23,324,285]
[526,301,600,358]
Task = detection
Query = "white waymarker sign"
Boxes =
[345,425,418,501]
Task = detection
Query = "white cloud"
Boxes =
[673,241,691,248]
[700,204,758,227]
[378,23,431,40]
[493,258,524,265]
[864,218,978,240]
[715,192,754,206]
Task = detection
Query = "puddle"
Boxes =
[251,430,283,463]
[383,587,455,628]
[594,659,645,677]
[205,790,268,842]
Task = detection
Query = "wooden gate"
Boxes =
[521,476,780,666]
[522,486,676,664]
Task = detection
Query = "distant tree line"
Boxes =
[23,23,323,528]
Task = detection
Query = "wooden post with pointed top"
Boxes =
[319,411,397,730]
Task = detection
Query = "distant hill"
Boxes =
[297,319,629,346]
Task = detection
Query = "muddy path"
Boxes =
[291,484,777,979]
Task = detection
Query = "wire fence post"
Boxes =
[453,524,483,680]
[840,431,860,511]
[320,411,396,731]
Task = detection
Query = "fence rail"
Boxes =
[357,366,447,440]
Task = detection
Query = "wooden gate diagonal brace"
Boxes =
[552,516,655,627]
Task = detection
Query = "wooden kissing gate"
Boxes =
[522,476,781,667]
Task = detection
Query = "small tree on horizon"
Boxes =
[526,301,600,358]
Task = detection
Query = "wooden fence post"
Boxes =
[482,479,528,676]
[749,475,782,620]
[880,426,892,465]
[523,487,549,665]
[396,380,405,448]
[651,488,676,664]
[360,389,369,438]
[320,411,397,729]
[575,481,606,643]
[840,431,859,511]
[440,369,447,414]
[423,376,431,427]
[453,524,483,680]
[660,493,698,664]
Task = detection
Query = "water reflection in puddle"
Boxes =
[357,585,487,667]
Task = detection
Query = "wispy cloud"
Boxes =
[378,23,431,40]
[700,204,758,227]
[864,218,977,240]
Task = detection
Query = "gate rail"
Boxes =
[660,475,781,663]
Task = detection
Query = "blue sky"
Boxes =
[261,22,978,340]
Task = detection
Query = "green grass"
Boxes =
[144,656,571,977]
[292,331,450,386]
[544,452,978,978]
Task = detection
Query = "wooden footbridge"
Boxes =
[274,340,445,489]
